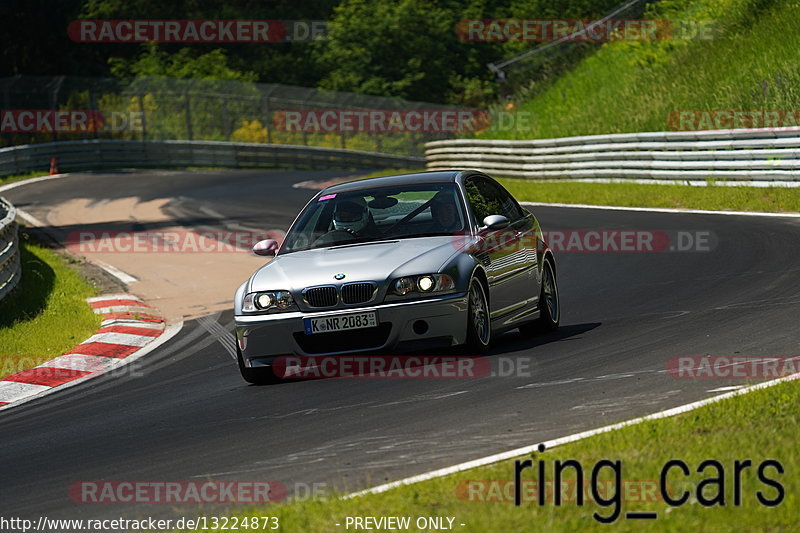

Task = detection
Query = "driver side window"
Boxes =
[465,176,521,225]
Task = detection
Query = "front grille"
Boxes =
[294,323,392,354]
[341,282,376,305]
[304,286,338,308]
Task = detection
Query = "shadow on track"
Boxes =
[491,322,602,354]
[237,322,602,386]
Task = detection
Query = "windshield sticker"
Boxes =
[318,194,337,201]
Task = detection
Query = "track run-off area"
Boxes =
[1,169,799,521]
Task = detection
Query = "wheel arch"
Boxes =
[543,249,557,278]
[470,264,490,307]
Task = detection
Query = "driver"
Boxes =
[429,191,461,233]
[333,197,373,236]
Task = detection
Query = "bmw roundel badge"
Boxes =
[334,273,346,280]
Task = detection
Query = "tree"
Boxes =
[317,0,499,104]
[109,43,256,81]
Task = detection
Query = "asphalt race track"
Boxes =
[2,169,799,521]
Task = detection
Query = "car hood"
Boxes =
[249,236,463,292]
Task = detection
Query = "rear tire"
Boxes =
[520,258,560,334]
[465,278,491,353]
[237,346,280,385]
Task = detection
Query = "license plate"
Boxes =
[303,311,378,335]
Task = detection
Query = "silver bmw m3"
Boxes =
[234,170,560,384]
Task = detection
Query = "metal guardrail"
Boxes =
[0,197,20,304]
[425,128,800,181]
[0,139,424,177]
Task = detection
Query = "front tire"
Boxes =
[465,278,491,353]
[237,346,280,385]
[520,258,560,334]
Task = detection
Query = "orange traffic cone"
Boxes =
[49,157,58,175]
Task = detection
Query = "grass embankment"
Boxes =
[480,0,800,139]
[186,380,797,532]
[0,236,100,378]
[498,179,800,212]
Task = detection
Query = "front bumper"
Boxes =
[235,292,469,367]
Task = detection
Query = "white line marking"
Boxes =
[99,318,164,330]
[88,294,143,303]
[92,305,153,315]
[521,201,800,218]
[0,173,68,193]
[13,208,44,227]
[15,207,140,285]
[344,371,800,499]
[90,259,139,284]
[706,385,745,393]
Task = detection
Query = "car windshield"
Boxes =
[281,183,467,253]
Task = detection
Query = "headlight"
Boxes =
[243,290,296,313]
[255,293,273,309]
[393,277,415,295]
[273,291,294,309]
[418,275,435,292]
[389,274,455,296]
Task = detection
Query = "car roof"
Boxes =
[321,170,482,194]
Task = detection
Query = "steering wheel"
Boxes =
[312,229,358,246]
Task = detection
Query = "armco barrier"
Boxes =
[0,139,424,177]
[425,128,800,182]
[0,197,20,304]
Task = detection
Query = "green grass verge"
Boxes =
[0,235,100,378]
[497,179,800,213]
[478,0,800,140]
[0,171,50,187]
[183,380,798,532]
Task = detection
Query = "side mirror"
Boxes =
[252,239,279,257]
[482,215,510,230]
